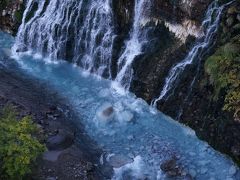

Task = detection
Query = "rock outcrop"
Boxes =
[0,0,24,34]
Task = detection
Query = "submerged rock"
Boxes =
[108,154,133,168]
[97,103,115,122]
[102,106,114,117]
[160,158,184,178]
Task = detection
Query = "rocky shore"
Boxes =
[0,68,112,179]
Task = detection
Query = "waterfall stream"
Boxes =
[115,0,147,89]
[13,0,154,89]
[151,1,233,107]
[14,0,234,100]
[13,0,115,78]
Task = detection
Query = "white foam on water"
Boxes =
[116,110,134,123]
[111,81,128,96]
[33,53,43,60]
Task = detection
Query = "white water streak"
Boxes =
[115,0,147,90]
[152,1,229,107]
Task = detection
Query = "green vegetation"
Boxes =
[205,35,240,121]
[0,106,45,180]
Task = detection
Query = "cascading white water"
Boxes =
[151,1,230,107]
[115,0,148,89]
[13,0,115,78]
[13,0,232,99]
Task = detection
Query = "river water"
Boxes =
[0,31,239,180]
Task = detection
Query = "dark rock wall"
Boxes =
[0,0,24,34]
[151,0,211,24]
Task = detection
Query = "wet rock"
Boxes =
[43,151,62,162]
[46,130,74,150]
[102,106,114,117]
[160,158,183,177]
[108,154,133,168]
[97,103,115,122]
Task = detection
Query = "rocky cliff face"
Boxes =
[112,0,240,164]
[0,0,24,34]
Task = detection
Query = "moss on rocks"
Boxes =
[205,36,240,121]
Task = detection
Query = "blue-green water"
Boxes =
[1,31,239,180]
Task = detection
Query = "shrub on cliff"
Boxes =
[0,106,45,180]
[205,35,240,121]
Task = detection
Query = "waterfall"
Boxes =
[13,0,232,97]
[13,0,151,84]
[13,0,115,78]
[151,1,231,107]
[114,0,147,90]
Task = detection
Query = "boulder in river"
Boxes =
[97,103,115,122]
[160,158,184,177]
